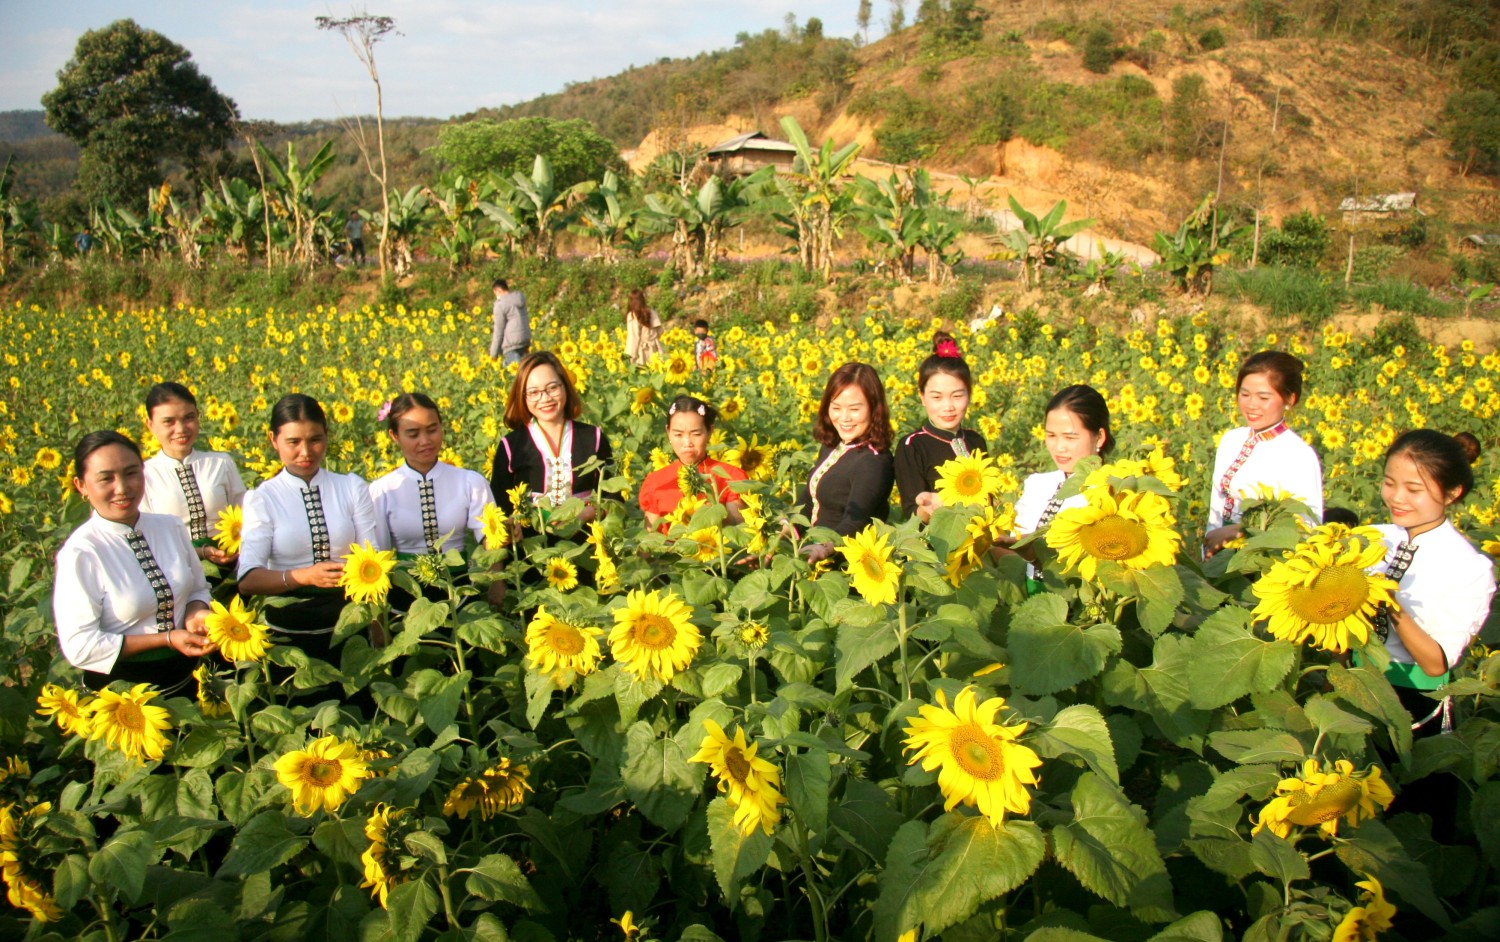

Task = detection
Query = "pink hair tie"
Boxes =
[935,340,962,359]
[376,400,393,421]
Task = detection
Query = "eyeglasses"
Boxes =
[525,382,564,403]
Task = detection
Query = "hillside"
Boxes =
[490,0,1500,252]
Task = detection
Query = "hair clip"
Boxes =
[697,404,706,415]
[376,399,393,421]
[935,340,962,358]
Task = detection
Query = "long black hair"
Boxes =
[1045,384,1114,457]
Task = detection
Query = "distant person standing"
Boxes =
[624,288,663,366]
[345,213,367,266]
[489,278,532,367]
[693,319,718,371]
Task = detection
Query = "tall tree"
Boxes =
[857,0,874,44]
[317,12,398,279]
[433,117,623,189]
[42,19,239,210]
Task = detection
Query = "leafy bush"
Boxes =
[1198,26,1228,51]
[1259,210,1332,269]
[1224,264,1344,321]
[1083,26,1119,74]
[1351,277,1450,316]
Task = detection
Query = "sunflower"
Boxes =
[87,683,172,762]
[1252,759,1395,840]
[736,621,770,650]
[480,502,511,550]
[33,447,61,471]
[934,452,1003,508]
[838,525,902,606]
[1045,487,1181,582]
[1085,447,1184,492]
[442,757,533,820]
[526,606,605,683]
[683,526,724,563]
[945,505,1013,586]
[0,803,62,923]
[544,556,580,592]
[609,589,700,683]
[214,504,243,556]
[1252,536,1396,653]
[664,493,706,531]
[720,396,746,421]
[360,804,409,908]
[506,483,531,515]
[341,541,397,604]
[596,553,621,595]
[612,911,643,941]
[205,595,272,662]
[723,435,775,482]
[273,736,371,816]
[902,686,1043,828]
[410,552,446,587]
[1333,875,1397,942]
[630,387,657,415]
[665,351,695,384]
[689,719,785,836]
[35,684,93,738]
[194,663,231,718]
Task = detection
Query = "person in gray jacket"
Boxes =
[488,278,532,366]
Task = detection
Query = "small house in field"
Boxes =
[1338,192,1417,225]
[704,132,799,176]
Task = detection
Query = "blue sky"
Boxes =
[0,0,865,125]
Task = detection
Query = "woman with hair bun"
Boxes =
[370,393,494,557]
[1013,384,1113,536]
[1368,429,1495,735]
[796,363,896,559]
[895,333,987,521]
[1204,351,1324,556]
[53,431,217,693]
[638,395,746,532]
[236,394,380,661]
[140,382,247,565]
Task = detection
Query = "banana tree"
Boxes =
[373,185,429,276]
[991,196,1094,290]
[645,166,771,278]
[200,178,264,262]
[571,170,643,264]
[505,155,585,261]
[424,174,492,272]
[773,115,861,280]
[0,156,33,277]
[258,140,337,267]
[853,169,926,283]
[918,210,965,286]
[1154,193,1240,298]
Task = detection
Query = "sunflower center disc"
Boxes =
[116,702,145,732]
[636,615,675,648]
[861,554,887,581]
[307,758,343,786]
[360,561,384,582]
[1082,516,1150,561]
[956,471,983,497]
[227,620,251,641]
[725,747,752,783]
[548,625,585,656]
[1288,565,1369,624]
[950,725,1003,778]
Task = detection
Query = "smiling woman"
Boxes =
[796,362,895,559]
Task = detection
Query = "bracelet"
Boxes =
[167,628,176,650]
[282,569,291,589]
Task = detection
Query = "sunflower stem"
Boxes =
[897,598,912,705]
[94,893,120,942]
[792,818,830,942]
[436,865,459,928]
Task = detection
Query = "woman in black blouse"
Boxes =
[797,362,896,560]
[894,333,987,521]
[488,351,612,523]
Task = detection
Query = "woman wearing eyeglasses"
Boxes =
[488,350,613,523]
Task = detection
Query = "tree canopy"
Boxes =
[42,19,239,209]
[432,117,623,189]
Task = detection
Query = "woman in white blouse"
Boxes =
[53,431,217,693]
[1203,351,1324,556]
[140,382,247,566]
[1369,429,1496,734]
[1013,385,1114,535]
[237,394,379,662]
[369,392,497,605]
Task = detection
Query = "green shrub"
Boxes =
[1083,26,1118,74]
[1198,26,1227,51]
[1225,264,1344,321]
[1259,210,1331,269]
[1351,278,1450,317]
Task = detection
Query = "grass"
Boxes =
[1223,265,1344,322]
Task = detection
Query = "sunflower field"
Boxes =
[0,293,1498,942]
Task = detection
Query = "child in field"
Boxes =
[693,319,719,371]
[639,396,745,532]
